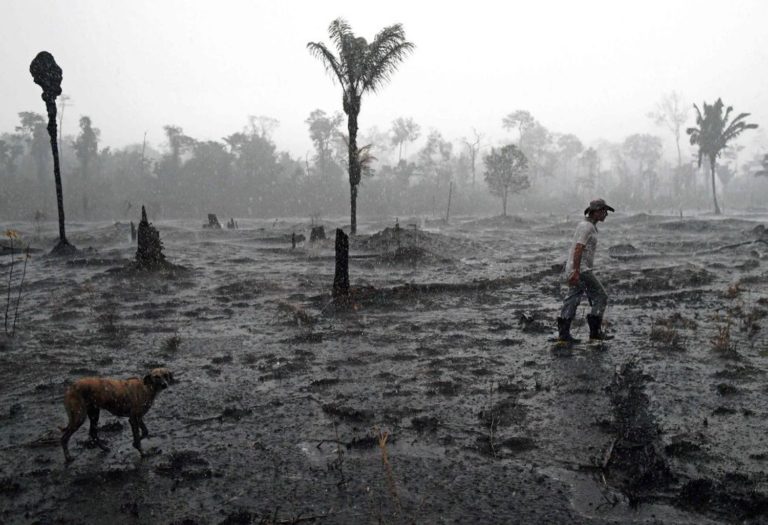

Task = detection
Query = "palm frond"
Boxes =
[328,18,353,53]
[721,122,758,146]
[685,127,700,146]
[692,103,703,125]
[719,112,758,146]
[364,42,415,93]
[722,104,734,127]
[362,24,414,93]
[307,42,346,88]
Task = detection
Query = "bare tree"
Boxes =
[648,91,689,169]
[248,115,279,140]
[623,134,663,204]
[462,128,482,187]
[578,147,600,196]
[306,109,343,180]
[502,110,536,151]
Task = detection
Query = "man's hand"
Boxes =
[568,269,580,286]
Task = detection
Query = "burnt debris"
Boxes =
[135,206,166,268]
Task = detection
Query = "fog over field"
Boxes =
[2,2,768,524]
[1,1,768,221]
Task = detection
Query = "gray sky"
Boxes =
[2,0,767,161]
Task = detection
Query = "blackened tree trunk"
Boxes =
[709,156,721,215]
[46,100,68,247]
[135,206,166,268]
[346,97,361,235]
[333,228,349,299]
[350,185,358,236]
[29,51,74,255]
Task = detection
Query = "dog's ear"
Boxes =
[143,374,153,386]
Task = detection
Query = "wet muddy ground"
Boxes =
[1,211,767,524]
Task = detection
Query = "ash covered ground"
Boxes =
[1,212,768,524]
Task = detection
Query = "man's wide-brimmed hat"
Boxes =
[584,198,615,215]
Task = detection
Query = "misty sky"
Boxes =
[2,0,767,161]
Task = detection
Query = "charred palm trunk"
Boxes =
[332,228,350,300]
[350,185,358,234]
[709,156,721,215]
[346,96,361,235]
[47,104,67,243]
[30,52,74,254]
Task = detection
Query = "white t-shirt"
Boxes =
[564,219,598,275]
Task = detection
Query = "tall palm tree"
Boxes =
[686,98,757,214]
[308,18,414,234]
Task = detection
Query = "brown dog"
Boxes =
[60,368,174,462]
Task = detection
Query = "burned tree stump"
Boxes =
[130,221,137,241]
[204,214,222,229]
[310,226,326,242]
[292,232,296,249]
[135,206,165,268]
[226,218,237,229]
[333,229,350,299]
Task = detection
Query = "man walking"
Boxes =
[557,198,615,344]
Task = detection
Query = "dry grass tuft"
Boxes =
[711,313,738,357]
[725,282,742,299]
[161,333,182,353]
[276,300,315,326]
[649,319,686,351]
[376,427,402,516]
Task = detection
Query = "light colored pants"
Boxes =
[560,270,608,320]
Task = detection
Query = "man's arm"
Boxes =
[568,243,584,286]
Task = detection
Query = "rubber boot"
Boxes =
[586,314,613,341]
[557,317,580,344]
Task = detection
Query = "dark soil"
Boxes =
[1,213,767,524]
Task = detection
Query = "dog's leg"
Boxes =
[139,419,149,440]
[61,404,87,463]
[87,406,109,451]
[129,416,144,456]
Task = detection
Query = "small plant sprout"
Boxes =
[162,332,182,353]
[4,230,30,337]
[725,282,742,300]
[375,426,402,516]
[711,312,737,357]
[649,318,686,351]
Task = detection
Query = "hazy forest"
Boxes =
[2,95,768,224]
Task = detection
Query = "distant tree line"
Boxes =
[1,94,765,223]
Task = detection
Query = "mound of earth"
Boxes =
[751,224,768,240]
[609,243,639,255]
[354,227,485,261]
[375,246,450,265]
[617,263,715,293]
[462,215,532,229]
[67,222,133,246]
